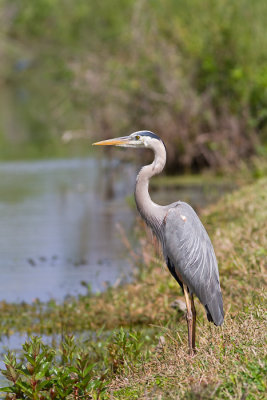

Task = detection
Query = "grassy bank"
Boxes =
[0,177,266,398]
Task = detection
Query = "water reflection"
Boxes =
[0,158,136,303]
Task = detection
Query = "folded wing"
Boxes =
[164,202,224,326]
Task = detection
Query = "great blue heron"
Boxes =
[93,131,224,355]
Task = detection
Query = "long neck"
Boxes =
[134,141,166,237]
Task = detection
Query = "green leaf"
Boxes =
[16,380,33,396]
[35,361,51,379]
[84,363,95,376]
[24,354,36,366]
[36,379,52,391]
[0,386,14,393]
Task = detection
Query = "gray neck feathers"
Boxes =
[134,140,166,240]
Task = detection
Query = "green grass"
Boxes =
[0,177,266,398]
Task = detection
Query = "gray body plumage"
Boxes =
[163,202,224,325]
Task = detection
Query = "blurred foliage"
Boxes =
[0,0,267,169]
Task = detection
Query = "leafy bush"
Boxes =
[1,336,107,399]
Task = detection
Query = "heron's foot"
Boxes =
[188,347,196,357]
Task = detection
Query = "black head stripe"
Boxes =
[137,131,162,141]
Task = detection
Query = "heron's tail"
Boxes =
[205,291,224,326]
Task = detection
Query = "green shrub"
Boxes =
[0,336,108,399]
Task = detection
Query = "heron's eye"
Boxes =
[135,135,140,141]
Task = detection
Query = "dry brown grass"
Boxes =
[109,298,266,399]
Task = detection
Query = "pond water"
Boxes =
[0,157,137,303]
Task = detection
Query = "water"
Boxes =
[0,157,136,303]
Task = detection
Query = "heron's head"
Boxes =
[93,130,163,149]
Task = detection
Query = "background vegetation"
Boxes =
[0,0,267,169]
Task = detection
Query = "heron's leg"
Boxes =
[190,294,196,352]
[183,284,194,356]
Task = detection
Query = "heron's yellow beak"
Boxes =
[92,136,129,146]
